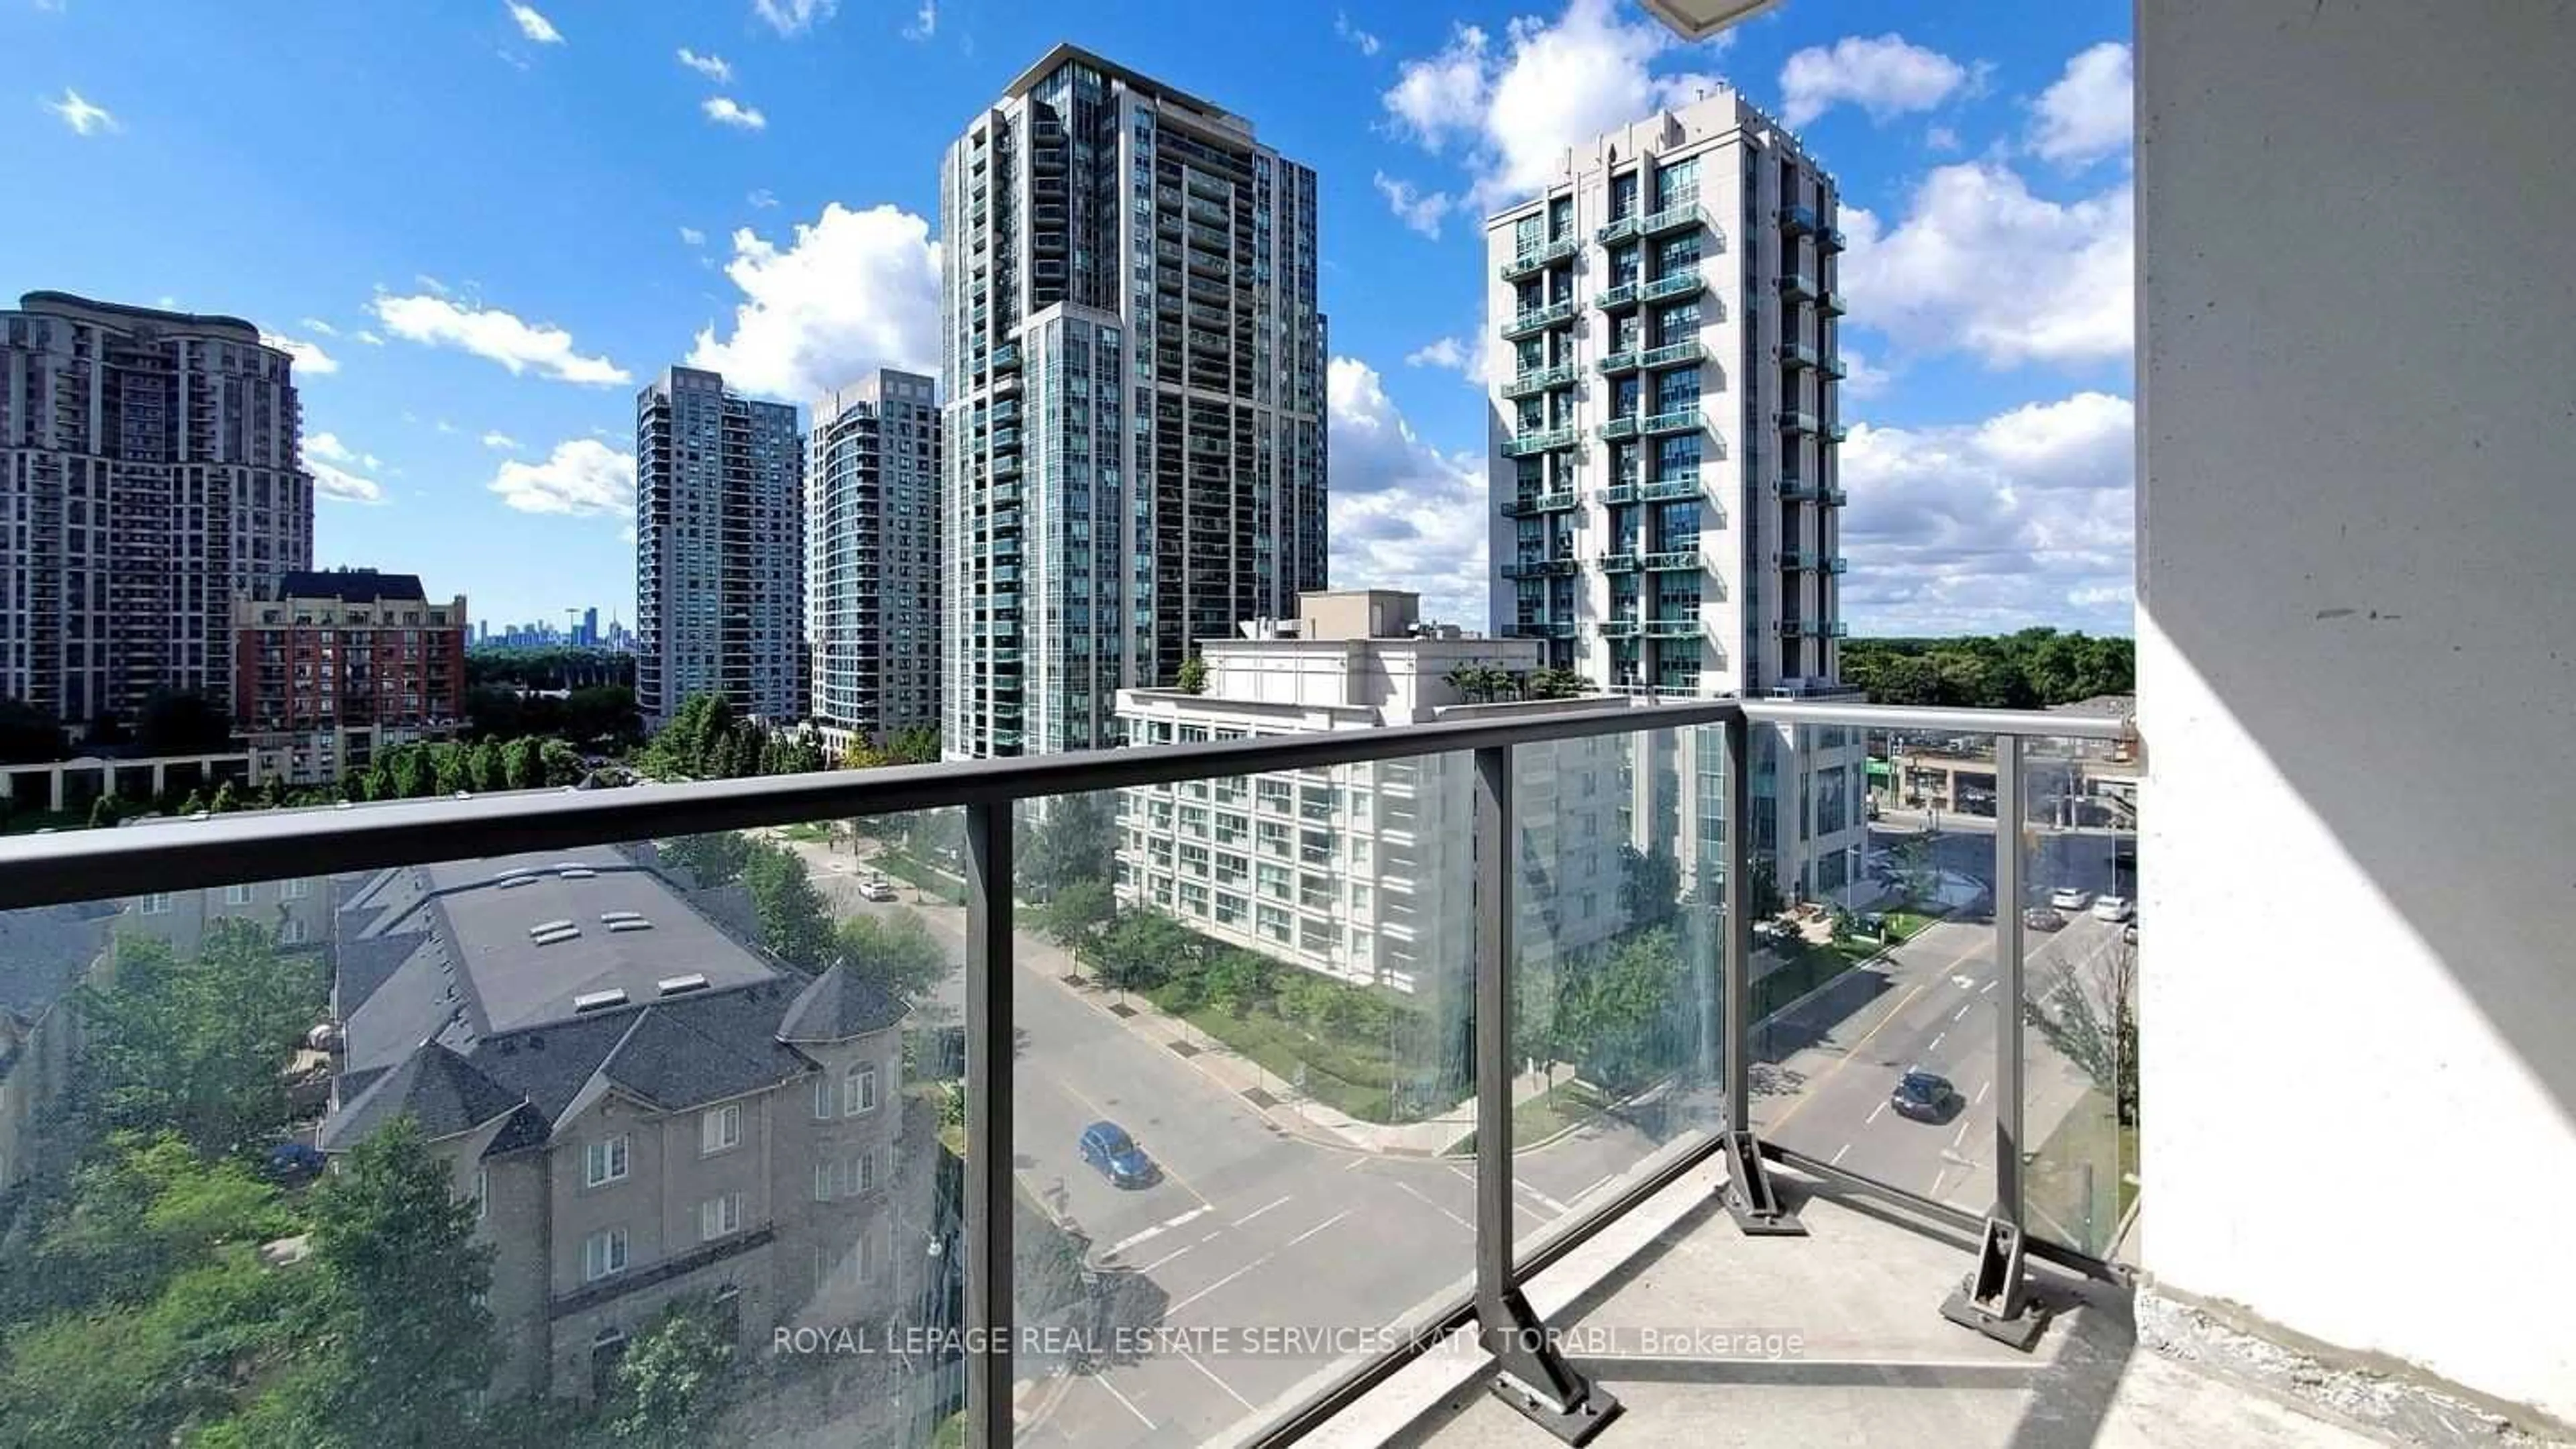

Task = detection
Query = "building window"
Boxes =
[474,1167,489,1223]
[582,1227,629,1283]
[812,1075,835,1120]
[700,1104,742,1155]
[700,1191,744,1241]
[844,1063,879,1116]
[280,918,309,946]
[139,892,174,916]
[223,883,256,906]
[584,1134,631,1187]
[281,878,311,900]
[813,1159,837,1201]
[852,1150,878,1196]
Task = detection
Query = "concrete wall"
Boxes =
[2137,0,2576,1428]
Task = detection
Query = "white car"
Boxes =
[2049,885,2092,911]
[2091,895,2134,922]
[860,881,900,903]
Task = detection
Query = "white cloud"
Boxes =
[2029,42,2132,166]
[306,433,381,470]
[490,438,634,518]
[262,333,339,376]
[299,317,339,337]
[1373,173,1456,238]
[752,0,835,36]
[505,3,561,44]
[1840,162,2132,368]
[481,431,519,451]
[1838,391,2135,635]
[688,203,941,402]
[747,188,779,209]
[436,419,458,434]
[1925,124,1960,152]
[414,273,451,296]
[1778,34,1968,128]
[372,293,631,385]
[1837,346,1893,400]
[676,47,733,83]
[1327,357,1491,627]
[1382,0,1730,211]
[679,225,706,247]
[702,97,768,131]
[355,330,385,346]
[1335,10,1381,56]
[44,88,116,136]
[1405,337,1470,371]
[305,433,386,504]
[902,0,934,41]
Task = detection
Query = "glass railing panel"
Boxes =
[2015,734,2141,1263]
[1511,725,1723,1260]
[1012,760,1472,1446]
[1754,724,2002,1212]
[0,806,968,1446]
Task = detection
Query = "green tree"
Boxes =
[1174,655,1208,694]
[23,1132,294,1318]
[836,910,951,1005]
[743,841,836,968]
[0,696,66,763]
[388,745,432,799]
[136,688,233,755]
[78,922,326,1156]
[1526,667,1593,700]
[209,780,241,814]
[1022,793,1116,902]
[466,738,504,793]
[1032,878,1116,952]
[884,726,941,764]
[301,1117,496,1448]
[2024,940,2140,1127]
[1552,927,1686,1091]
[662,830,753,888]
[537,738,586,786]
[1617,845,1681,927]
[363,756,396,803]
[502,736,543,791]
[1892,833,1937,909]
[429,742,470,794]
[1091,908,1200,995]
[602,1297,735,1446]
[87,792,125,828]
[178,788,209,816]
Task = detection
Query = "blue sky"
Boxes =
[2,0,2133,637]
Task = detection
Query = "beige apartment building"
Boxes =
[320,845,928,1402]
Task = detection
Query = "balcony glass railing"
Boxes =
[1500,489,1580,517]
[1598,348,1644,376]
[1780,272,1819,303]
[1499,364,1579,400]
[1781,342,1819,371]
[1640,201,1707,237]
[1597,617,1641,637]
[1821,289,1849,316]
[1598,415,1642,442]
[1595,212,1643,246]
[1644,616,1703,637]
[1593,280,1645,312]
[1821,356,1849,381]
[1642,407,1703,436]
[1643,547,1701,570]
[0,698,2133,1449]
[1501,557,1582,580]
[1639,476,1703,502]
[1639,268,1705,303]
[1641,340,1705,370]
[1499,236,1580,280]
[1500,428,1581,458]
[1778,409,1823,435]
[1780,203,1819,234]
[1599,551,1642,572]
[1500,301,1580,339]
[1778,477,1825,503]
[1601,481,1642,505]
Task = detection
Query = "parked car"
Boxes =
[264,1140,327,1186]
[1078,1122,1158,1188]
[2022,906,2064,932]
[2123,922,2139,945]
[1890,1068,1961,1122]
[860,880,899,903]
[2049,885,2092,911]
[2091,895,2134,922]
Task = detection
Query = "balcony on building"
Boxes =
[1779,271,1820,305]
[1501,427,1582,458]
[1499,556,1582,580]
[1777,409,1823,436]
[1640,198,1707,237]
[1499,488,1580,517]
[1640,406,1703,437]
[1640,340,1705,371]
[1780,341,1820,372]
[1598,549,1642,573]
[1597,413,1642,443]
[1500,237,1580,280]
[1501,301,1580,340]
[1779,202,1820,235]
[1501,364,1580,400]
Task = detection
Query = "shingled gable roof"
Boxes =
[777,961,907,1044]
[319,1039,525,1151]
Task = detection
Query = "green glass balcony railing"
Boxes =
[1781,343,1819,371]
[1777,410,1823,435]
[1598,618,1642,637]
[1643,548,1701,571]
[1780,203,1819,235]
[1594,280,1645,312]
[1599,350,1644,376]
[1599,551,1642,573]
[1599,415,1642,442]
[1780,272,1819,303]
[1645,616,1703,638]
[1640,201,1707,237]
[1640,268,1705,303]
[1501,428,1581,458]
[1501,301,1580,339]
[1821,290,1849,316]
[1642,341,1705,370]
[1642,408,1703,437]
[1595,213,1643,247]
[1501,364,1580,400]
[1500,490,1580,517]
[1639,476,1702,502]
[1499,237,1580,280]
[1500,557,1582,580]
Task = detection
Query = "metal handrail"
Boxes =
[0,695,2137,1449]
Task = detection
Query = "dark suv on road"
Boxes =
[1079,1121,1159,1188]
[1890,1069,1962,1122]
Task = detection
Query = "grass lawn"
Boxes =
[1884,908,1941,941]
[1159,996,1419,1124]
[1446,1079,1611,1157]
[2024,1087,2140,1258]
[876,849,967,906]
[777,820,836,844]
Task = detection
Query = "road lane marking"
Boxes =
[1285,1208,1356,1249]
[1953,1004,1971,1022]
[1952,1119,1974,1150]
[1180,1348,1258,1411]
[1091,1374,1158,1431]
[1342,1157,1370,1173]
[1767,939,1983,1133]
[1865,1100,1888,1126]
[1574,1173,1615,1202]
[1105,1205,1213,1258]
[1928,1032,1945,1052]
[1231,1195,1294,1228]
[1166,1254,1276,1317]
[1137,1240,1205,1274]
[1395,1180,1474,1232]
[1974,1079,1991,1105]
[1982,979,1998,995]
[1831,1143,1850,1166]
[1517,1180,1570,1214]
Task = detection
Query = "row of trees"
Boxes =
[464,682,642,750]
[661,832,949,1007]
[1843,628,2133,710]
[0,688,237,766]
[85,735,592,827]
[639,693,826,781]
[1443,665,1594,704]
[464,645,635,692]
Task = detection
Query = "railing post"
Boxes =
[1471,745,1619,1445]
[1718,716,1803,1234]
[1942,733,2047,1348]
[963,800,1016,1448]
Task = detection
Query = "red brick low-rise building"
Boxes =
[233,569,467,784]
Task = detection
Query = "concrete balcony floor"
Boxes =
[1309,1161,2379,1449]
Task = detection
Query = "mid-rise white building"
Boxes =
[1112,591,1630,999]
[1483,90,1866,902]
